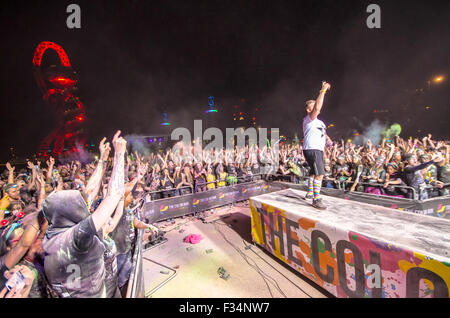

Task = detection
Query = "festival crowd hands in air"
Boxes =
[0,130,449,297]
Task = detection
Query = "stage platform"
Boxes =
[141,204,328,298]
[249,189,450,298]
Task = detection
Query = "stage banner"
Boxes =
[142,180,284,223]
[250,189,450,298]
[271,181,450,219]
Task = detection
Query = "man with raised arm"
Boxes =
[302,81,331,210]
[42,130,126,298]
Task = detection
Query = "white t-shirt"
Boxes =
[303,115,326,151]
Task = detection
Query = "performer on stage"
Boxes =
[302,81,331,209]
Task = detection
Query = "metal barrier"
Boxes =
[271,174,421,198]
[142,174,264,199]
[126,228,145,298]
[341,180,416,198]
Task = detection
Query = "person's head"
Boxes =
[20,187,32,205]
[352,154,361,165]
[393,151,402,162]
[404,153,417,166]
[163,168,169,176]
[168,160,174,169]
[324,158,331,172]
[195,162,202,171]
[10,201,25,217]
[132,183,144,199]
[154,163,160,173]
[416,148,425,157]
[60,167,69,178]
[386,163,398,175]
[4,183,20,200]
[419,153,430,163]
[375,156,385,168]
[42,190,90,232]
[305,100,316,113]
[0,223,24,254]
[337,155,345,165]
[15,179,26,189]
[435,149,446,165]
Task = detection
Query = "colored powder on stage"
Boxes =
[184,234,203,244]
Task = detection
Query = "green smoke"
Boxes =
[382,123,402,139]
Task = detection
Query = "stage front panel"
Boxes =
[250,189,450,298]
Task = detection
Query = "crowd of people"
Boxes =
[0,128,449,297]
[276,134,450,200]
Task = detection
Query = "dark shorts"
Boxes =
[303,149,325,176]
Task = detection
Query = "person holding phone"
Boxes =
[0,264,35,298]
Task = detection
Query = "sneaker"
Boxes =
[312,198,327,210]
[303,193,314,200]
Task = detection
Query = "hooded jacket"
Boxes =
[42,190,106,298]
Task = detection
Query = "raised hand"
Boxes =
[99,137,111,161]
[6,162,15,172]
[321,81,331,91]
[46,157,55,167]
[112,130,127,154]
[35,173,45,190]
[432,152,443,163]
[137,162,148,180]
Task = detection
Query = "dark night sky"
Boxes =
[0,0,449,161]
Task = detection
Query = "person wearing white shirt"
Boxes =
[302,81,331,210]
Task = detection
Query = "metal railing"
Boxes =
[273,173,450,201]
[270,173,420,198]
[126,228,145,298]
[339,180,417,198]
[142,174,264,199]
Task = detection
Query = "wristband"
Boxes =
[320,89,327,94]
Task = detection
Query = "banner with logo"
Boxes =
[141,181,283,223]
